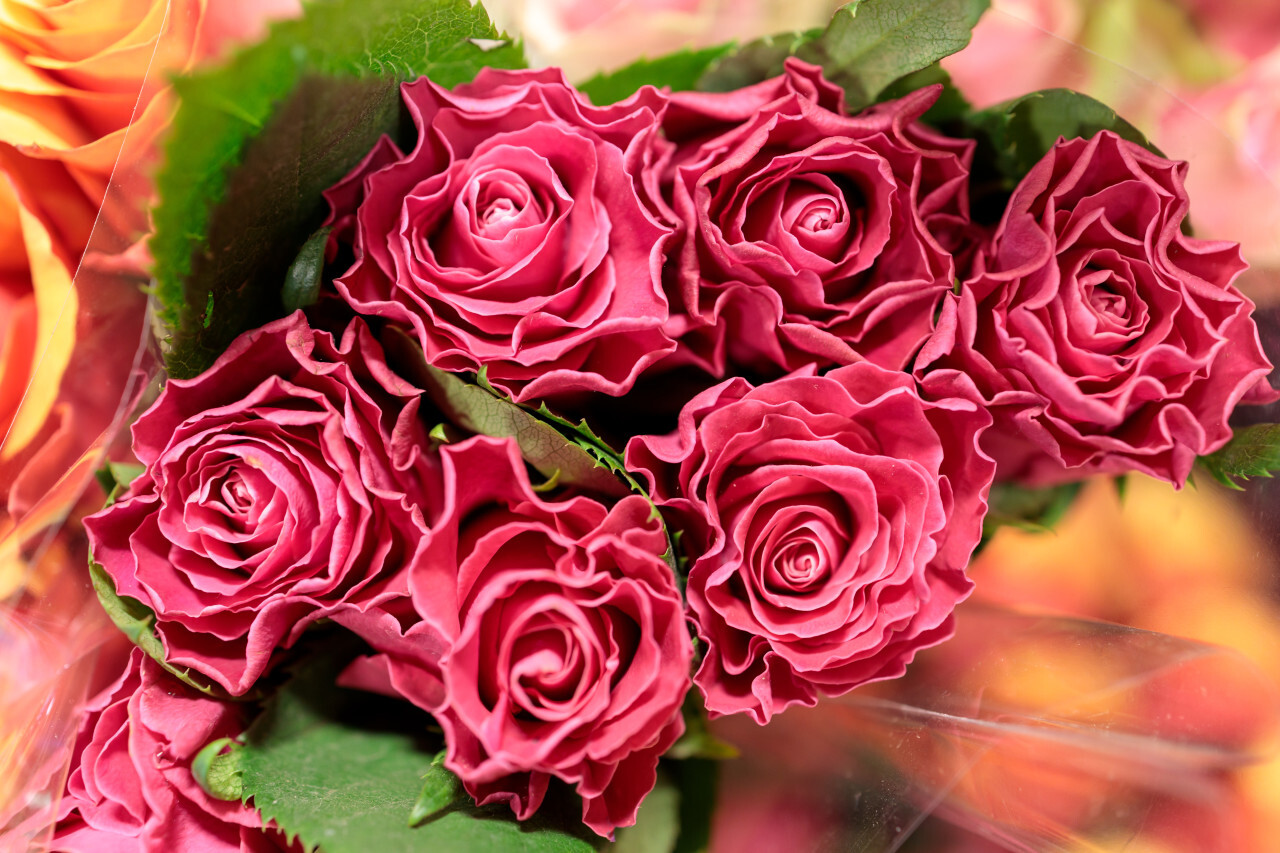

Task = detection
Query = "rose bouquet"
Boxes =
[10,0,1280,851]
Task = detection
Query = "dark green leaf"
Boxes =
[382,328,630,499]
[795,0,989,109]
[697,0,986,109]
[88,562,225,698]
[151,0,525,379]
[874,62,971,125]
[697,30,819,93]
[193,738,244,802]
[982,481,1084,540]
[238,647,598,853]
[579,43,736,104]
[669,760,717,853]
[1198,423,1280,490]
[409,753,467,826]
[966,88,1158,187]
[281,227,332,313]
[665,694,738,762]
[665,723,739,762]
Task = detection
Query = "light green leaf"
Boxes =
[579,43,736,104]
[698,0,988,110]
[151,0,525,379]
[193,738,244,802]
[93,462,146,506]
[238,647,598,853]
[1198,423,1280,490]
[796,0,989,109]
[409,753,467,826]
[88,562,225,698]
[611,768,679,853]
[982,481,1084,541]
[696,30,819,93]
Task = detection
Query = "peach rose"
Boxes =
[0,0,299,598]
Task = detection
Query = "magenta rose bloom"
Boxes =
[915,130,1277,485]
[343,436,692,838]
[53,648,294,853]
[83,312,440,695]
[627,364,994,724]
[659,59,974,377]
[328,67,675,402]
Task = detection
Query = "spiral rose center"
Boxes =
[220,473,253,515]
[798,200,838,233]
[510,624,588,713]
[1086,279,1128,320]
[474,176,538,239]
[771,537,830,591]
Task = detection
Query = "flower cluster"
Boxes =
[71,56,1273,849]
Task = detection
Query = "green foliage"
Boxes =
[238,648,598,853]
[382,328,630,499]
[282,227,332,313]
[611,769,679,853]
[410,754,467,826]
[193,738,245,802]
[874,62,971,125]
[795,0,989,109]
[88,562,225,698]
[1199,423,1280,490]
[699,0,988,109]
[579,44,736,104]
[965,88,1158,187]
[982,481,1084,541]
[696,30,818,93]
[668,760,717,853]
[150,0,525,379]
[93,462,146,506]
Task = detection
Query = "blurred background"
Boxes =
[2,0,1278,850]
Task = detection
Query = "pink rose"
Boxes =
[344,436,692,838]
[915,131,1277,486]
[83,312,440,695]
[52,648,292,853]
[626,363,994,723]
[329,68,675,402]
[659,60,975,377]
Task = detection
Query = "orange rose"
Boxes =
[0,0,299,598]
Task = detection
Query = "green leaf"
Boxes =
[874,62,971,125]
[94,462,146,506]
[281,227,332,313]
[669,760,717,853]
[238,647,598,853]
[982,481,1084,540]
[611,767,679,853]
[151,0,525,379]
[579,43,736,104]
[966,88,1158,187]
[697,30,820,93]
[409,753,467,826]
[1198,423,1280,490]
[665,723,738,762]
[382,328,630,499]
[193,738,244,802]
[698,0,988,107]
[795,0,989,109]
[88,562,225,698]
